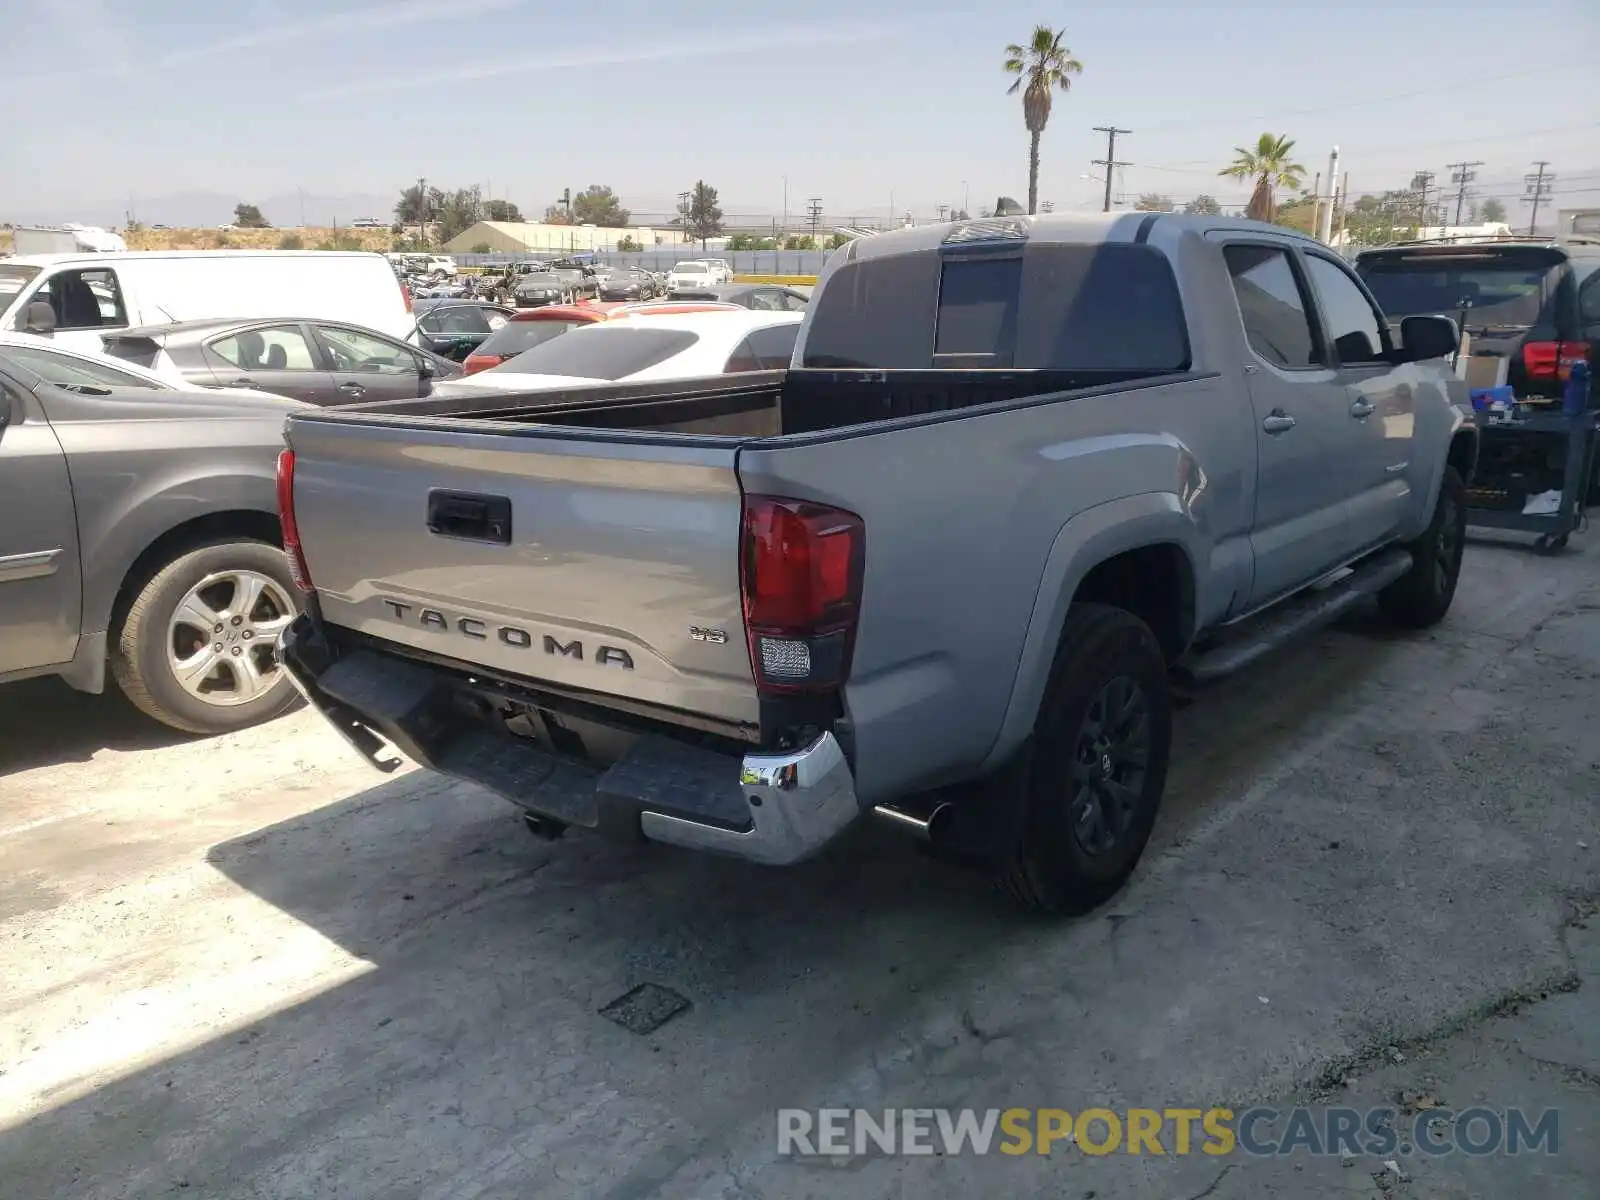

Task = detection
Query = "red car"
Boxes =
[461,301,743,375]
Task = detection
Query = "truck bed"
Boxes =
[336,366,1191,439]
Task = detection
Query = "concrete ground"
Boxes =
[0,533,1596,1200]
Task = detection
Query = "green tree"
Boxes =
[1219,133,1305,222]
[394,184,430,226]
[1344,190,1426,248]
[1183,194,1222,216]
[679,181,724,248]
[544,203,574,225]
[1134,193,1174,212]
[826,232,853,249]
[482,199,522,223]
[616,234,642,252]
[276,232,305,250]
[571,185,630,227]
[1480,197,1508,223]
[784,234,817,251]
[470,242,493,254]
[234,203,270,229]
[1003,25,1084,216]
[433,186,483,243]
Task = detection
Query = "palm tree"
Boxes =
[1004,26,1084,216]
[1219,134,1306,222]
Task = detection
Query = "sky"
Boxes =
[5,0,1599,227]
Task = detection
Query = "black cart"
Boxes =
[1465,406,1599,552]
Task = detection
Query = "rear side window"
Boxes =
[747,323,799,368]
[492,327,698,380]
[35,268,128,331]
[1222,245,1318,370]
[802,243,1189,372]
[0,344,164,390]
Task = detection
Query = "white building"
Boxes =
[442,221,689,254]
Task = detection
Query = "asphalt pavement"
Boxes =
[0,533,1596,1199]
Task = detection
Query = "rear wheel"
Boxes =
[994,604,1172,915]
[111,540,301,735]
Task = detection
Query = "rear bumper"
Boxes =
[277,614,859,865]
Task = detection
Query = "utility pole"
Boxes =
[1410,170,1436,234]
[417,176,428,248]
[1092,126,1132,213]
[1317,147,1340,244]
[937,204,950,223]
[1337,171,1349,249]
[806,197,823,242]
[677,190,691,244]
[1447,160,1483,228]
[1525,162,1554,235]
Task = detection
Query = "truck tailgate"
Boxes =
[285,415,760,732]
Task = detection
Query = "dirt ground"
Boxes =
[1,533,1597,1199]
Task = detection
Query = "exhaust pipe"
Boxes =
[872,801,952,843]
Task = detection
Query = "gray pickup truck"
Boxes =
[0,335,304,734]
[277,213,1477,913]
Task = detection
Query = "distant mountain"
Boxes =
[8,190,397,229]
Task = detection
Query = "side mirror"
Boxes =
[24,301,56,337]
[1398,314,1459,363]
[419,357,437,379]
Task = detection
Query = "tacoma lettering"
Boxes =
[378,598,633,669]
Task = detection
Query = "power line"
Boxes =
[1524,162,1554,235]
[1446,160,1484,225]
[1092,126,1133,214]
[805,197,823,240]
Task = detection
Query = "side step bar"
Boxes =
[1177,548,1413,684]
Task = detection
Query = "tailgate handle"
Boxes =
[427,490,512,544]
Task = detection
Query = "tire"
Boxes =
[110,539,302,735]
[1377,465,1466,629]
[994,603,1173,915]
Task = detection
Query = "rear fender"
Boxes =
[977,491,1208,773]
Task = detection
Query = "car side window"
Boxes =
[780,291,808,312]
[423,307,492,335]
[209,325,319,371]
[746,323,800,369]
[748,290,783,311]
[1222,245,1318,371]
[34,268,129,331]
[0,344,163,389]
[1304,254,1388,365]
[314,325,419,375]
[1578,268,1600,325]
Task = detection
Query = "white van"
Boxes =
[0,251,413,355]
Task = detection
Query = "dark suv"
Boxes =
[1355,241,1600,403]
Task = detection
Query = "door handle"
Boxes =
[1262,411,1297,434]
[226,378,254,388]
[1349,399,1376,419]
[338,382,366,397]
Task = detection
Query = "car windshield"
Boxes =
[1359,256,1564,329]
[517,274,562,288]
[673,263,708,274]
[474,319,589,359]
[489,326,698,380]
[0,265,41,310]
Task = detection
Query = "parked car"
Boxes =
[666,260,715,296]
[0,250,413,355]
[276,213,1475,914]
[552,267,598,301]
[1355,240,1600,404]
[460,302,745,374]
[598,268,660,301]
[443,309,802,393]
[410,300,515,361]
[700,283,809,312]
[512,271,575,308]
[0,332,307,734]
[705,258,734,284]
[99,317,463,406]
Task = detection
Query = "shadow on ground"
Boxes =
[0,678,191,777]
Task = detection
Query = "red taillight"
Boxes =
[462,353,499,376]
[275,449,315,593]
[1523,341,1589,381]
[400,281,413,314]
[740,495,865,694]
